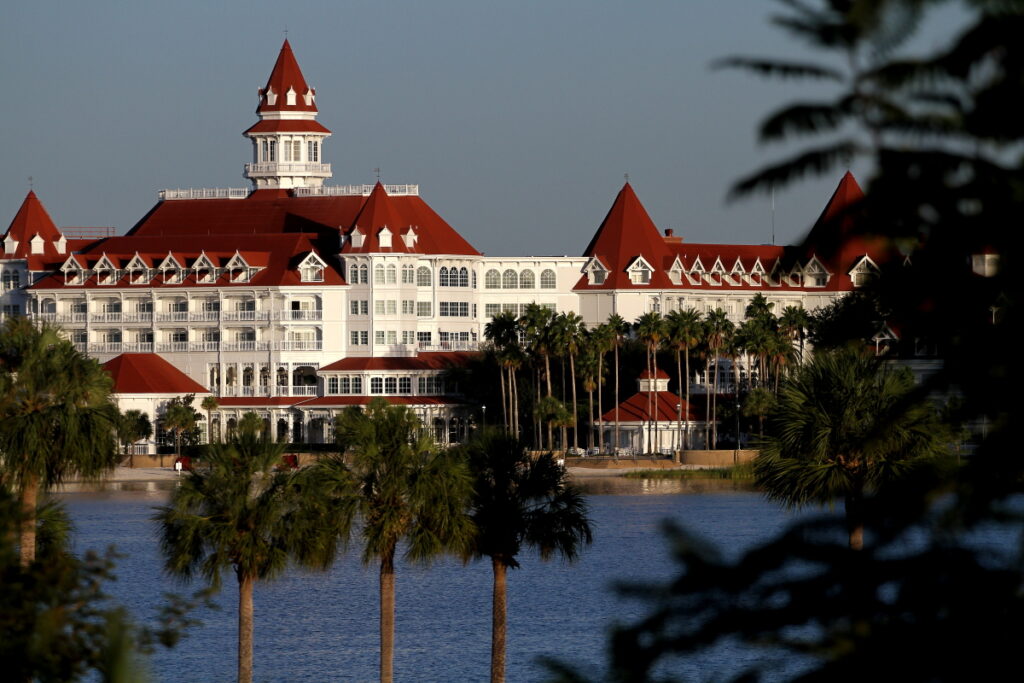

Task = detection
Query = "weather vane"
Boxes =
[28,176,33,190]
[624,173,630,182]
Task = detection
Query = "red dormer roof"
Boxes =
[257,40,317,114]
[103,353,209,394]
[577,183,675,290]
[639,368,670,380]
[1,191,69,269]
[345,182,411,253]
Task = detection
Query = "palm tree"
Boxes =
[0,317,119,566]
[589,323,615,453]
[742,386,774,440]
[116,409,152,468]
[606,314,630,454]
[577,334,600,451]
[755,347,947,550]
[520,304,557,450]
[162,395,198,468]
[333,398,475,683]
[155,420,350,683]
[778,305,811,365]
[704,309,734,448]
[635,312,665,453]
[460,432,592,683]
[664,309,703,450]
[555,313,585,451]
[201,395,220,444]
[485,311,520,434]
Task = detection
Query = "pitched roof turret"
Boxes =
[257,39,317,114]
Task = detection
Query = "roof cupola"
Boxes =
[243,40,332,191]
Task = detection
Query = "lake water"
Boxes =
[58,479,802,682]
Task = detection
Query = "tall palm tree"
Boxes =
[156,421,350,683]
[606,314,630,454]
[0,317,119,566]
[116,409,152,468]
[577,336,600,451]
[201,395,220,444]
[664,309,703,450]
[559,312,585,451]
[704,308,734,449]
[485,311,520,434]
[162,395,198,468]
[590,323,615,453]
[635,312,665,453]
[520,304,557,450]
[778,305,811,365]
[755,347,947,550]
[333,398,475,683]
[460,432,592,683]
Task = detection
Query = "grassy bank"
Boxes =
[623,464,755,481]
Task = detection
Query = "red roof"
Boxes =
[257,40,317,114]
[638,368,670,379]
[1,191,68,269]
[601,391,702,423]
[319,352,474,373]
[103,354,209,394]
[243,119,331,135]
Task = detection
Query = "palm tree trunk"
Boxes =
[646,346,654,454]
[684,350,691,450]
[499,364,508,432]
[511,368,519,439]
[652,349,661,454]
[676,350,683,453]
[491,557,507,683]
[570,352,578,450]
[597,353,604,453]
[18,471,39,567]
[587,388,594,450]
[712,354,719,448]
[238,572,254,683]
[559,357,567,449]
[380,552,396,683]
[614,344,621,455]
[544,355,554,450]
[704,358,711,449]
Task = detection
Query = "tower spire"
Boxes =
[242,40,332,191]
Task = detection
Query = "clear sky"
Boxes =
[0,0,960,256]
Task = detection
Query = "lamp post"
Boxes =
[482,404,486,431]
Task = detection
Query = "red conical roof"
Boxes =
[579,183,674,289]
[103,353,209,394]
[257,40,317,113]
[2,191,65,261]
[344,183,411,253]
[801,171,890,273]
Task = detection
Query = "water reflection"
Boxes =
[572,475,756,496]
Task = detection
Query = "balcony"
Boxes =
[222,310,269,322]
[90,312,123,323]
[190,311,220,323]
[221,341,270,352]
[189,341,220,352]
[122,342,154,353]
[158,188,249,201]
[88,342,124,354]
[122,312,153,323]
[219,386,273,398]
[244,162,331,178]
[276,340,323,351]
[156,312,189,322]
[280,310,322,321]
[156,342,190,353]
[290,386,319,396]
[418,341,481,352]
[293,184,420,197]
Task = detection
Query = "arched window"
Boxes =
[417,266,431,287]
[458,267,469,287]
[374,264,385,284]
[540,269,557,289]
[519,270,535,289]
[502,269,518,289]
[386,264,397,284]
[439,267,450,287]
[485,269,500,289]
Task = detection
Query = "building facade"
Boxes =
[0,41,881,449]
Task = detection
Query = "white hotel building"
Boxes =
[0,41,882,448]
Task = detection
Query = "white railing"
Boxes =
[222,310,268,321]
[219,386,273,398]
[156,342,190,352]
[33,312,58,322]
[159,188,249,201]
[122,342,154,352]
[276,340,323,351]
[280,310,322,321]
[89,342,123,354]
[418,342,480,352]
[293,183,419,197]
[189,341,220,352]
[121,312,153,323]
[90,312,123,323]
[156,312,189,322]
[221,341,269,352]
[290,386,319,396]
[190,311,220,322]
[244,162,331,176]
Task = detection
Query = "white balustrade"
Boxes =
[293,184,419,197]
[158,188,249,200]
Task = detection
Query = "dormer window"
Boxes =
[56,236,67,254]
[303,89,314,106]
[849,256,880,287]
[286,87,297,106]
[193,253,216,284]
[668,257,684,285]
[709,259,727,286]
[164,268,182,284]
[3,236,18,253]
[297,252,327,283]
[626,256,654,285]
[804,257,830,287]
[264,87,277,106]
[60,256,85,285]
[378,227,393,249]
[583,257,609,286]
[30,235,44,254]
[402,227,417,249]
[96,267,115,285]
[350,227,365,249]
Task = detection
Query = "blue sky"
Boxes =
[0,1,962,256]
